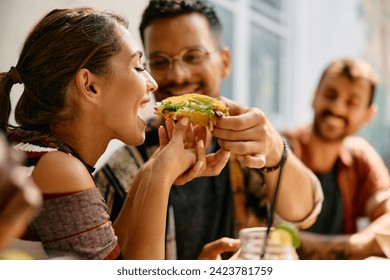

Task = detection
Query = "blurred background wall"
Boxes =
[1,0,389,169]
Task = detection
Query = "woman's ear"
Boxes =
[75,68,100,103]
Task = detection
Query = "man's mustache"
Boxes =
[321,110,347,123]
[158,81,201,92]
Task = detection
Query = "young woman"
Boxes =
[0,7,229,260]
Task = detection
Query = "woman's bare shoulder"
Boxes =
[32,151,95,194]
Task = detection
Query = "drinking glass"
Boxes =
[237,227,298,260]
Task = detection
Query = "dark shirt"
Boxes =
[283,126,390,234]
[306,163,343,234]
[139,127,235,259]
[169,167,235,259]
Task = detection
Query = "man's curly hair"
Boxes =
[139,0,222,47]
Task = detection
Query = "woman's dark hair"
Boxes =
[139,0,222,47]
[0,7,129,133]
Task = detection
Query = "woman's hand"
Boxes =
[157,118,230,185]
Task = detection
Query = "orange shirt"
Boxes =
[282,125,390,233]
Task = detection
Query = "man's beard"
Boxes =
[313,112,347,143]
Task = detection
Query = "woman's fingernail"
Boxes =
[180,117,189,126]
[229,239,241,246]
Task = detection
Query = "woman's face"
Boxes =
[99,25,157,146]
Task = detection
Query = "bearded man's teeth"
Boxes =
[324,116,344,127]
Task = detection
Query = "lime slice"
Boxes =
[269,228,293,246]
[270,222,301,248]
[0,249,34,260]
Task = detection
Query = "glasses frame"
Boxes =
[145,46,216,74]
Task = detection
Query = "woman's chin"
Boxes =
[132,130,146,146]
[136,135,146,146]
[120,127,145,147]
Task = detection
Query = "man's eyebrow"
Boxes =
[148,45,205,57]
[148,51,165,57]
[323,85,336,92]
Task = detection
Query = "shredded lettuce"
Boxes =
[161,100,215,116]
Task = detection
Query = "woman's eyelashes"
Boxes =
[134,66,145,72]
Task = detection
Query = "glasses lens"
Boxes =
[147,48,211,72]
[182,49,209,65]
[148,56,170,71]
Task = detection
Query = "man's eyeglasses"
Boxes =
[145,47,214,74]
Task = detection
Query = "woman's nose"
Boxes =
[146,71,158,93]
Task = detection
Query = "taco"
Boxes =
[154,93,229,130]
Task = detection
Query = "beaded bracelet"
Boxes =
[259,137,288,172]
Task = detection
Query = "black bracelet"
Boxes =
[259,137,288,172]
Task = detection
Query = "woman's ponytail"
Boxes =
[0,68,21,133]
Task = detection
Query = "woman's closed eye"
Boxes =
[134,67,146,72]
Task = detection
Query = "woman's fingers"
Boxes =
[184,122,195,149]
[160,117,230,184]
[173,138,206,185]
[173,160,203,186]
[203,149,230,176]
[165,118,175,140]
[194,125,207,146]
[196,139,206,172]
[170,117,189,143]
[158,125,169,147]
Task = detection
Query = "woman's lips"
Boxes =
[139,97,151,109]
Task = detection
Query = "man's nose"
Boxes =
[166,58,191,84]
[330,98,348,115]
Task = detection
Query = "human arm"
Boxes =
[298,207,390,260]
[0,136,42,252]
[30,150,121,259]
[114,117,207,259]
[212,98,323,226]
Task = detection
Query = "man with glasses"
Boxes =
[95,0,323,260]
